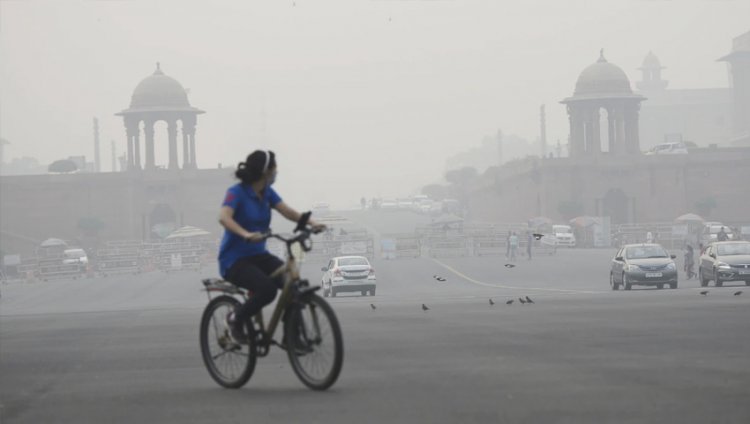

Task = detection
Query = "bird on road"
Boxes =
[734,291,743,296]
[525,296,534,304]
[370,304,376,310]
[489,298,495,306]
[505,264,516,269]
[436,277,447,282]
[506,299,514,305]
[518,298,526,304]
[533,233,544,240]
[422,303,430,311]
[700,290,709,296]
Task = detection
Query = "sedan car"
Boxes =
[321,256,376,297]
[610,244,678,290]
[698,241,750,287]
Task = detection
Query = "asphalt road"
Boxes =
[2,247,750,424]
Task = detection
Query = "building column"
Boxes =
[182,124,189,169]
[189,133,196,168]
[568,105,585,158]
[607,107,616,153]
[615,107,627,156]
[144,120,155,170]
[125,121,136,170]
[624,103,641,154]
[590,107,602,155]
[167,119,178,170]
[133,127,141,169]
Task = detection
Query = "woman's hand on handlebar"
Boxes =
[243,232,267,243]
[310,222,327,234]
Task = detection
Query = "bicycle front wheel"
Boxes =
[200,295,257,389]
[285,293,344,391]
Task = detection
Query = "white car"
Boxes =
[645,142,688,155]
[321,256,376,297]
[543,225,576,247]
[63,248,89,266]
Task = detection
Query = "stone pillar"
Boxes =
[168,120,178,170]
[615,107,627,156]
[125,121,135,170]
[133,126,141,169]
[607,107,616,153]
[568,105,585,158]
[624,103,641,154]
[590,107,602,155]
[182,124,189,169]
[144,120,155,170]
[189,133,196,168]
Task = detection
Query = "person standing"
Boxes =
[646,231,654,244]
[505,231,512,259]
[717,227,729,241]
[509,232,519,262]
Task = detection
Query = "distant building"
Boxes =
[720,30,750,146]
[636,51,733,149]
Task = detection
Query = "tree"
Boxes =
[48,159,78,173]
[557,199,584,220]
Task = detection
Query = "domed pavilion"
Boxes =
[116,63,205,170]
[561,51,645,157]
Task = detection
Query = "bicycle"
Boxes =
[199,212,344,390]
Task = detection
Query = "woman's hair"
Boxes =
[235,150,276,184]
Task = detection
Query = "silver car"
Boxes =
[610,244,678,290]
[321,256,377,297]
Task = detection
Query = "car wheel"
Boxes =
[670,281,678,289]
[331,288,337,297]
[745,281,750,286]
[715,279,723,288]
[361,290,366,296]
[610,274,620,291]
[370,289,376,296]
[623,274,632,291]
[657,284,664,290]
[699,268,708,287]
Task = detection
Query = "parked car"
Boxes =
[644,142,688,155]
[698,241,750,287]
[610,244,678,290]
[542,224,576,247]
[321,256,376,297]
[62,248,89,266]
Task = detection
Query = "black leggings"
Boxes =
[226,253,284,326]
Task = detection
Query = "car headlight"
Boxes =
[716,262,731,269]
[666,263,676,271]
[626,264,639,272]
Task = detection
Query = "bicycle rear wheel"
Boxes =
[285,293,344,391]
[200,295,257,389]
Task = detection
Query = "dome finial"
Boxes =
[598,49,607,63]
[154,62,164,75]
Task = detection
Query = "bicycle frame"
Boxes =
[254,248,301,344]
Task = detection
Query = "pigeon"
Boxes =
[734,291,743,296]
[489,298,495,306]
[518,298,526,304]
[506,299,514,305]
[436,277,447,282]
[422,303,430,311]
[533,233,544,240]
[505,264,516,269]
[700,290,709,296]
[370,304,376,310]
[525,296,534,304]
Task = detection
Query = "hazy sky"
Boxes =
[1,0,748,207]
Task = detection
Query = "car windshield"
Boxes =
[338,258,369,266]
[625,246,669,259]
[553,226,571,233]
[716,243,750,256]
[709,226,730,234]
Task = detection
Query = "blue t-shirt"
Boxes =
[218,183,282,278]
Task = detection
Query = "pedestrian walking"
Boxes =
[509,232,519,262]
[526,231,533,260]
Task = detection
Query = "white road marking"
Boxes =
[429,258,603,294]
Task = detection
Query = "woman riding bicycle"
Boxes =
[218,150,325,343]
